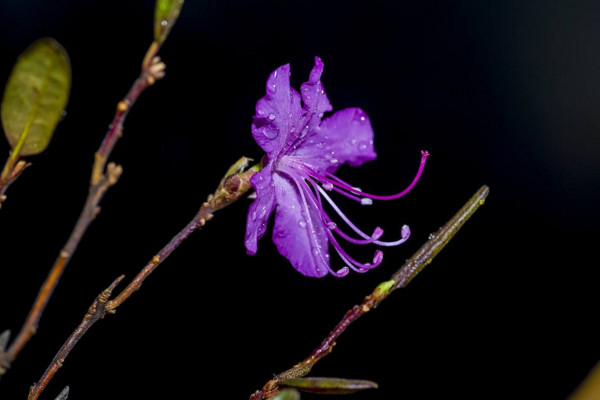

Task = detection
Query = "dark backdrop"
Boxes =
[1,1,598,399]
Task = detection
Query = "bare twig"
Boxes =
[0,159,29,210]
[27,276,124,400]
[53,387,69,400]
[2,44,166,374]
[251,185,490,400]
[26,160,258,400]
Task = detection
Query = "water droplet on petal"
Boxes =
[298,220,307,228]
[259,206,267,219]
[358,141,369,151]
[299,125,310,138]
[268,113,276,121]
[251,211,257,221]
[428,233,436,240]
[262,125,279,139]
[330,158,339,164]
[161,20,168,27]
[316,142,325,149]
[326,221,337,229]
[322,182,334,191]
[361,198,373,206]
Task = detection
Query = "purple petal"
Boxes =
[271,172,329,278]
[252,64,302,159]
[292,107,377,173]
[297,57,333,138]
[245,165,277,255]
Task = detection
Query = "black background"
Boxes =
[1,1,599,399]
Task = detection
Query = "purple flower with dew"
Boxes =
[245,57,429,278]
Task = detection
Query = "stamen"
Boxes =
[333,226,383,245]
[324,150,430,200]
[326,229,384,273]
[316,185,409,247]
[309,179,385,245]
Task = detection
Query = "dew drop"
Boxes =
[299,125,310,138]
[259,206,267,218]
[298,220,307,228]
[322,182,334,191]
[361,198,373,206]
[268,113,276,121]
[329,158,339,164]
[358,141,369,151]
[161,20,168,27]
[326,221,337,230]
[251,211,257,221]
[428,233,436,240]
[315,142,325,149]
[262,125,279,139]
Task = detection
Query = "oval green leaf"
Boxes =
[155,0,185,43]
[1,38,71,157]
[281,377,378,395]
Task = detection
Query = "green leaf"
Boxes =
[155,0,185,43]
[1,38,71,157]
[281,377,378,395]
[270,389,300,400]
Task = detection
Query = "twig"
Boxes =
[26,160,257,400]
[0,159,29,210]
[27,276,124,400]
[53,387,69,400]
[250,185,490,400]
[2,43,166,373]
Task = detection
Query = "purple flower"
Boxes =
[245,57,429,277]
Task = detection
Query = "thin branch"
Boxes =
[27,276,125,400]
[251,185,490,400]
[0,159,29,210]
[2,43,166,374]
[53,387,69,400]
[26,160,257,400]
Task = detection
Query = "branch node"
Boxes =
[106,163,122,186]
[117,100,130,113]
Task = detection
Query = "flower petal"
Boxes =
[271,171,329,277]
[245,165,277,255]
[297,57,333,139]
[292,107,377,173]
[252,64,302,159]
